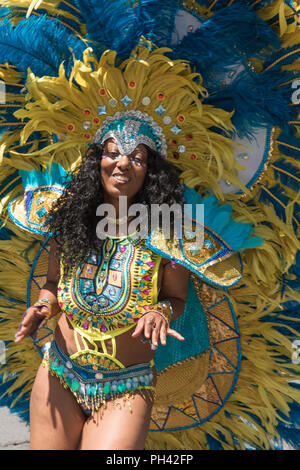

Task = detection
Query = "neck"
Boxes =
[103,195,132,218]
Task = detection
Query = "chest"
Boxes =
[57,237,162,333]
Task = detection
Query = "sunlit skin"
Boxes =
[100,139,148,215]
[14,138,189,450]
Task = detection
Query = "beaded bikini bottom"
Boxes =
[42,340,155,416]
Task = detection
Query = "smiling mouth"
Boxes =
[112,174,131,184]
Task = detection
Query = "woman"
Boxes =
[14,136,189,450]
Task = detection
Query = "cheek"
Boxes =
[100,159,112,185]
[133,169,147,191]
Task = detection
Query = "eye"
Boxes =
[108,152,120,160]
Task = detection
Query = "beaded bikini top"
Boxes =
[57,232,161,369]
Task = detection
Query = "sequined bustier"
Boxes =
[57,232,162,369]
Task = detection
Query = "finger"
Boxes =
[144,317,156,339]
[15,330,28,343]
[131,319,146,337]
[150,325,159,347]
[166,328,185,341]
[159,322,167,346]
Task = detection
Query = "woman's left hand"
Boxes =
[131,311,185,349]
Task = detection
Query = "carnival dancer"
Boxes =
[1,0,299,451]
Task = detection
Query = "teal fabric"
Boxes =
[154,277,210,373]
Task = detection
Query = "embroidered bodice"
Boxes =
[56,232,162,369]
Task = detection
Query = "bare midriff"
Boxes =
[54,260,165,369]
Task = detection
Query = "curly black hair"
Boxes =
[47,142,185,266]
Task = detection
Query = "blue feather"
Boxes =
[204,67,295,138]
[172,3,280,73]
[272,158,300,192]
[277,131,300,160]
[259,183,299,223]
[72,0,181,60]
[0,370,30,425]
[0,15,86,78]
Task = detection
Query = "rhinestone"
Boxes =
[121,95,132,106]
[171,125,182,135]
[141,96,151,106]
[225,179,232,186]
[178,145,186,153]
[95,372,103,379]
[188,25,193,32]
[189,244,201,256]
[238,152,249,160]
[109,98,117,107]
[97,105,107,115]
[204,239,215,249]
[155,105,166,115]
[36,195,46,205]
[36,207,47,218]
[66,361,73,369]
[185,229,196,240]
[83,121,91,129]
[67,124,74,131]
[163,115,172,125]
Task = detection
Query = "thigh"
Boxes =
[79,390,154,450]
[30,362,86,450]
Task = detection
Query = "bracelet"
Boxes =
[33,298,52,321]
[143,300,173,326]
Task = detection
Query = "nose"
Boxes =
[116,154,131,169]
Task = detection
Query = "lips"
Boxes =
[112,173,131,184]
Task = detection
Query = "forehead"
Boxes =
[104,138,147,155]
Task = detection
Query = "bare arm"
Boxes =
[132,259,189,348]
[37,237,61,315]
[158,259,189,320]
[15,238,61,343]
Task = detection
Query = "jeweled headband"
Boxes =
[92,111,167,158]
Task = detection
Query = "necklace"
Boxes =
[105,214,134,225]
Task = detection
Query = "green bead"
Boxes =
[117,382,126,393]
[103,383,110,395]
[71,381,80,392]
[56,365,64,376]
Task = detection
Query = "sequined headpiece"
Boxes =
[93,111,167,157]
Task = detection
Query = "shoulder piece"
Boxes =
[145,186,264,287]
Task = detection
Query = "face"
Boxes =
[100,139,148,204]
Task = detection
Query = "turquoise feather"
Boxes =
[183,186,264,251]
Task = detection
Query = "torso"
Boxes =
[54,233,166,368]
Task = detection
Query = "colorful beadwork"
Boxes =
[43,340,155,416]
[57,234,161,334]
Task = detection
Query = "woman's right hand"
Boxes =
[15,305,49,343]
